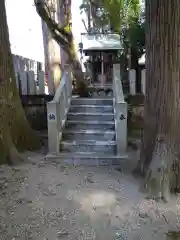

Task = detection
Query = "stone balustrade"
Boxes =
[113,64,128,155]
[47,65,72,154]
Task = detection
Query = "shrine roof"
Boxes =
[81,33,122,51]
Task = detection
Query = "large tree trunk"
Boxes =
[0,0,40,164]
[58,0,70,70]
[68,41,89,97]
[134,0,180,201]
[64,1,89,97]
[42,0,62,94]
[42,21,60,94]
[35,0,89,97]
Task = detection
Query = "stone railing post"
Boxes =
[47,101,60,154]
[65,65,72,92]
[113,64,127,155]
[47,65,73,155]
[115,102,127,154]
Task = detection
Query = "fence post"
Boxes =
[27,71,36,95]
[14,72,19,91]
[129,69,136,95]
[38,71,45,95]
[19,71,28,95]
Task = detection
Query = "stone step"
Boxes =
[62,129,116,141]
[67,112,114,121]
[65,120,115,131]
[69,104,114,114]
[60,140,116,154]
[88,83,113,90]
[88,89,113,98]
[46,152,128,166]
[71,97,113,106]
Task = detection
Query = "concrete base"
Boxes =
[45,153,129,166]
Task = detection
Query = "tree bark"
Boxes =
[58,0,69,70]
[35,0,89,97]
[42,21,55,94]
[134,0,180,201]
[42,21,62,94]
[0,0,40,164]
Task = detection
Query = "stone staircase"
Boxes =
[47,64,128,166]
[59,96,123,165]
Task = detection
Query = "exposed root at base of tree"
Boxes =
[9,101,41,152]
[166,230,180,240]
[0,131,40,166]
[0,106,41,165]
[136,159,180,202]
[132,163,146,178]
[0,134,25,165]
[140,166,170,202]
[8,145,25,165]
[14,128,41,152]
[136,139,180,202]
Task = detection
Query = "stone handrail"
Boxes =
[113,64,127,155]
[47,65,72,154]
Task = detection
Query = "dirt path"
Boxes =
[0,152,180,240]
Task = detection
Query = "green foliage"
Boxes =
[102,0,124,32]
[102,0,140,32]
[123,19,145,58]
[79,0,145,57]
[80,0,110,31]
[80,0,141,31]
[101,0,144,56]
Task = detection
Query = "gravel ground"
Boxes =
[0,152,180,240]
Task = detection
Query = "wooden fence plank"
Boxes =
[19,71,28,95]
[12,54,46,95]
[38,71,45,95]
[27,71,36,95]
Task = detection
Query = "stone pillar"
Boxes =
[115,102,128,154]
[47,101,60,154]
[113,64,123,100]
[141,69,146,95]
[129,69,136,95]
[113,64,127,155]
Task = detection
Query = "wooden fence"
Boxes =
[12,54,46,95]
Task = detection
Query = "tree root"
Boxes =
[0,118,36,165]
[8,145,25,165]
[138,154,180,201]
[0,138,25,165]
[132,163,146,178]
[135,137,180,202]
[142,165,171,202]
[9,103,41,152]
